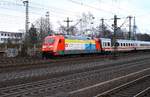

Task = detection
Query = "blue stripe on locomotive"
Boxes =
[85,44,96,50]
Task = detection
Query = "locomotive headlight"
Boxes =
[48,46,53,48]
[42,45,53,49]
[42,45,46,48]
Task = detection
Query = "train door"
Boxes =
[95,39,102,51]
[56,37,65,55]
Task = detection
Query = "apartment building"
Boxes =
[0,31,24,44]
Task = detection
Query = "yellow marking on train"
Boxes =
[65,39,95,44]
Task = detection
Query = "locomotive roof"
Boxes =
[64,35,91,40]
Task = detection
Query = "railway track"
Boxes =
[134,87,150,97]
[0,57,150,97]
[0,53,150,88]
[0,55,111,72]
[69,69,150,97]
[0,51,150,73]
[95,75,150,97]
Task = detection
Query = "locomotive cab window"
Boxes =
[59,39,62,43]
[45,38,55,44]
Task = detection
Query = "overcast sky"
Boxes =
[0,0,150,34]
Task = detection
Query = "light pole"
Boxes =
[23,0,29,39]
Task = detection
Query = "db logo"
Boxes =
[65,44,68,47]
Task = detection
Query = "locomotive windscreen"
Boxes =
[44,38,55,44]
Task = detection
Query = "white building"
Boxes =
[0,31,24,44]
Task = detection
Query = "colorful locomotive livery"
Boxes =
[42,35,150,57]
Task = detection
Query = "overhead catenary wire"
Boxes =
[29,1,80,14]
[1,0,150,21]
[0,0,80,18]
[68,0,114,15]
[119,17,128,28]
[1,0,150,34]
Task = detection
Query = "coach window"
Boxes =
[108,42,110,46]
[123,43,125,46]
[135,44,137,46]
[107,42,110,46]
[106,42,108,46]
[105,42,107,46]
[103,43,105,46]
[120,43,122,46]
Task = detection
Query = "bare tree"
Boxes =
[78,12,95,35]
[58,25,67,35]
[136,33,150,41]
[34,17,53,44]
